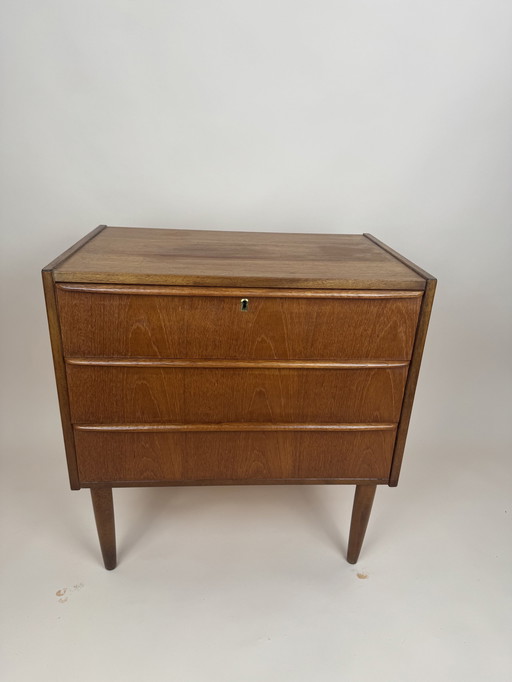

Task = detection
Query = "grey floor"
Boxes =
[1,418,510,682]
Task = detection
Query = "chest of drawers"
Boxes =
[43,226,435,569]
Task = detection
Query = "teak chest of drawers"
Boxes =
[43,226,436,570]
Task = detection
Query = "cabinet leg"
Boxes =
[347,485,377,564]
[90,488,117,570]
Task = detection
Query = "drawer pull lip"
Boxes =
[81,478,390,488]
[56,283,423,299]
[74,422,397,432]
[65,357,409,369]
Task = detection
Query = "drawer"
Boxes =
[57,285,422,360]
[74,427,396,483]
[66,363,408,424]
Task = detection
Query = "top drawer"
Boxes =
[56,284,422,361]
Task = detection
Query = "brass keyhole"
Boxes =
[240,298,249,312]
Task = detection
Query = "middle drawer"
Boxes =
[66,363,408,424]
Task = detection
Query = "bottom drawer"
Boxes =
[74,428,396,484]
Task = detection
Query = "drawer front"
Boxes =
[74,429,396,483]
[66,364,408,424]
[57,287,422,361]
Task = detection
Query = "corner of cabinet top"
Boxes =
[43,225,432,290]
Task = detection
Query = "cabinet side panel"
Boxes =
[42,270,80,489]
[389,278,437,485]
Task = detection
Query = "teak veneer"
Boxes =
[43,226,436,569]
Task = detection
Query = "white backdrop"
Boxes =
[1,2,511,681]
[1,0,511,450]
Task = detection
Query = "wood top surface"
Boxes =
[47,226,428,289]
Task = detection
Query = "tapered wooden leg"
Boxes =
[90,488,117,570]
[347,485,377,564]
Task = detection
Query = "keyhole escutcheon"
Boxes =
[240,298,249,312]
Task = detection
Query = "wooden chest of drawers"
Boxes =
[43,226,435,569]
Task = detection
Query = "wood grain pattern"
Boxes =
[74,429,397,483]
[57,289,422,361]
[52,227,426,289]
[66,364,408,424]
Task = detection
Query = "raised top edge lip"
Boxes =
[363,233,436,282]
[42,225,107,273]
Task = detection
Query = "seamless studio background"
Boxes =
[1,2,511,681]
